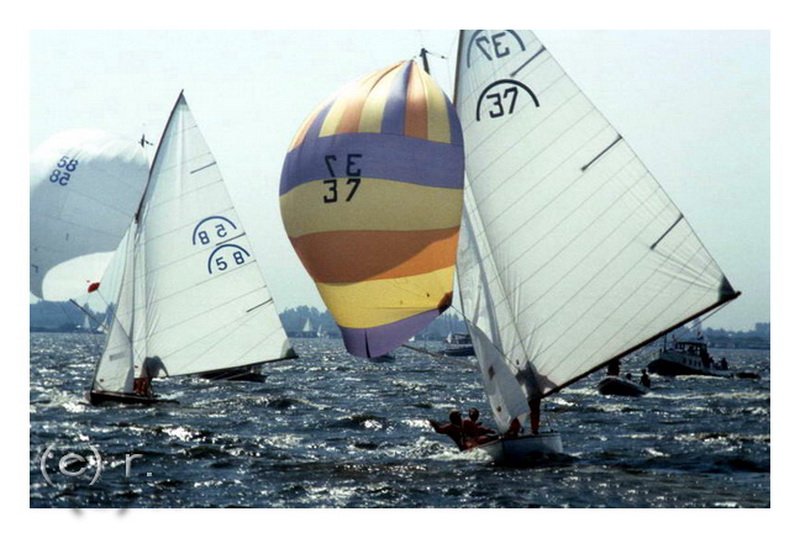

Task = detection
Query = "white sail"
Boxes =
[91,223,137,394]
[30,129,149,300]
[91,92,295,390]
[454,30,738,429]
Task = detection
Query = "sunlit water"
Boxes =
[30,333,769,507]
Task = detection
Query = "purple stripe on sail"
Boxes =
[301,100,335,145]
[381,61,412,136]
[339,309,442,358]
[446,95,464,147]
[280,132,464,195]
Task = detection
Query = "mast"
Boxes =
[419,47,431,74]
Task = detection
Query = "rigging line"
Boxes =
[68,299,106,333]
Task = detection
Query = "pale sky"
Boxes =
[27,26,771,332]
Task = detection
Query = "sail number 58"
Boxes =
[323,153,362,203]
[49,155,79,186]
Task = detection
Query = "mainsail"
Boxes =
[30,129,149,300]
[91,92,294,396]
[280,60,465,357]
[454,30,739,430]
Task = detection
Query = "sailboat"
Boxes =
[88,91,296,404]
[30,129,149,301]
[452,30,740,463]
[279,59,465,358]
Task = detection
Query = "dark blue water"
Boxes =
[30,333,769,507]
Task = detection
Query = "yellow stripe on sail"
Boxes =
[359,67,401,133]
[316,266,455,329]
[422,72,452,144]
[280,178,463,238]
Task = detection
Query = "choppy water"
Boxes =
[30,333,769,508]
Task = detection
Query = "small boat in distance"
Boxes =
[443,332,475,357]
[597,375,649,396]
[648,339,732,378]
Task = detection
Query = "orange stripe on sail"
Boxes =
[337,64,399,134]
[291,227,460,283]
[404,63,428,139]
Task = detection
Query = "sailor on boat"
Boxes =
[428,410,466,450]
[462,408,499,447]
[640,369,651,388]
[133,356,167,398]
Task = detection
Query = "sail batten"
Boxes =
[455,30,739,430]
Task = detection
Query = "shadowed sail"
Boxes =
[30,129,149,300]
[281,60,465,357]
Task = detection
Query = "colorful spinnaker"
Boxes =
[280,60,465,357]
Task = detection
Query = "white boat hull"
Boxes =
[474,432,563,465]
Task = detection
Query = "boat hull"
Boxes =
[443,345,475,357]
[474,432,563,465]
[87,390,177,406]
[197,365,266,382]
[597,376,649,396]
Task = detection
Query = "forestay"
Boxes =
[455,30,739,429]
[30,129,149,300]
[102,92,294,382]
[280,60,465,357]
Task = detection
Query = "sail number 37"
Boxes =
[323,153,362,203]
[49,155,79,186]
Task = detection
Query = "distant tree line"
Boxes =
[30,300,770,349]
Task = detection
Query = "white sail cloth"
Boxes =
[30,129,149,300]
[94,94,294,392]
[455,30,737,430]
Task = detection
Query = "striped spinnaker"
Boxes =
[280,60,465,357]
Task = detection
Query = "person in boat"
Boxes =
[640,369,651,388]
[133,356,167,398]
[428,410,466,450]
[719,356,729,370]
[607,358,621,377]
[528,397,541,435]
[462,408,498,447]
[700,347,712,369]
[503,417,523,439]
[625,372,633,381]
